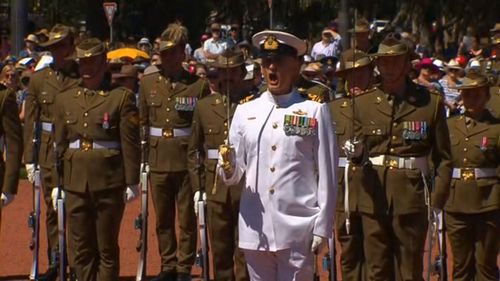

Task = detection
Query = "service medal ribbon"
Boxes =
[102,112,110,129]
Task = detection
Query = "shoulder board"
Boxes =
[303,92,324,103]
[239,94,258,104]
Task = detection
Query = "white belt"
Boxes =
[452,168,497,180]
[207,149,219,160]
[149,127,192,138]
[338,157,347,168]
[41,122,53,132]
[69,139,120,150]
[369,155,428,171]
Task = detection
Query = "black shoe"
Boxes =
[38,265,58,281]
[150,272,176,281]
[176,273,192,281]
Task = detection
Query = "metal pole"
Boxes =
[110,25,113,46]
[339,0,349,50]
[10,0,28,56]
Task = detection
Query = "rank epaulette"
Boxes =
[239,94,258,104]
[306,93,324,103]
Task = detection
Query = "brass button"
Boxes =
[372,130,376,134]
[269,188,275,195]
[393,122,397,127]
[390,148,395,152]
[463,148,467,152]
[224,130,228,135]
[272,122,278,129]
[270,167,275,172]
[463,158,468,163]
[224,122,228,126]
[271,145,277,151]
[42,99,46,103]
[83,122,88,127]
[465,138,469,141]
[392,136,397,140]
[166,118,170,122]
[166,108,170,112]
[84,112,88,117]
[208,128,212,133]
[151,102,155,105]
[167,97,171,101]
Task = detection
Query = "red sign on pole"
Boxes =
[103,2,118,26]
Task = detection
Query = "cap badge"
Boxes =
[263,35,279,51]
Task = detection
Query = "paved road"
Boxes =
[1,180,498,280]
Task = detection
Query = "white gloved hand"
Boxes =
[125,185,139,203]
[1,192,15,207]
[26,164,35,183]
[193,191,207,216]
[140,163,150,173]
[51,188,65,211]
[310,235,326,252]
[342,139,356,156]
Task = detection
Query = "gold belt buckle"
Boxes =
[461,168,475,181]
[81,139,93,151]
[386,156,398,169]
[162,128,174,138]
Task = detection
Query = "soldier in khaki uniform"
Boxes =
[351,36,452,280]
[485,35,500,118]
[188,49,249,281]
[329,49,373,281]
[54,38,140,281]
[23,24,80,280]
[138,23,209,281]
[445,72,500,281]
[0,84,23,234]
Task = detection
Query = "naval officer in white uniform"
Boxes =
[219,30,338,281]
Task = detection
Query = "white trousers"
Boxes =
[243,248,314,281]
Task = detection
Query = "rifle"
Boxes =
[423,172,435,281]
[195,151,209,281]
[135,126,149,281]
[28,122,41,281]
[53,128,67,281]
[433,211,448,281]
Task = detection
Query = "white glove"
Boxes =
[51,188,65,211]
[140,163,150,173]
[1,192,15,207]
[125,185,139,203]
[26,164,35,183]
[310,235,326,252]
[193,191,207,216]
[343,139,356,156]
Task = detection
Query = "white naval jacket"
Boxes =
[222,89,338,252]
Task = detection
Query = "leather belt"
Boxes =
[69,139,120,151]
[338,157,347,168]
[41,122,53,132]
[452,168,497,180]
[149,127,192,138]
[207,149,219,160]
[369,155,428,170]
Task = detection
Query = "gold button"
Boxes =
[224,122,228,126]
[372,130,376,134]
[224,130,227,135]
[42,99,47,103]
[84,112,88,117]
[208,129,212,133]
[167,97,171,101]
[83,123,88,127]
[393,122,397,127]
[465,138,469,141]
[392,136,397,140]
[351,166,356,171]
[166,108,170,112]
[463,158,468,162]
[390,148,395,152]
[166,118,170,123]
[271,145,277,151]
[270,167,275,172]
[272,122,278,129]
[151,102,155,105]
[269,188,275,195]
[463,148,467,152]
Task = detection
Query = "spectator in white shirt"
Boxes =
[203,22,227,61]
[311,28,342,61]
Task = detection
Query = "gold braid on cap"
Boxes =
[263,36,279,51]
[161,22,188,46]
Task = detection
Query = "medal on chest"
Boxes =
[174,96,197,111]
[480,136,489,151]
[402,121,428,141]
[283,114,317,136]
[102,112,110,129]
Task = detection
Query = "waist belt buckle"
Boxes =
[162,128,174,138]
[81,139,93,151]
[461,168,475,181]
[387,157,399,169]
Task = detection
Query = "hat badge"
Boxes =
[84,52,92,57]
[263,35,279,51]
[53,33,62,39]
